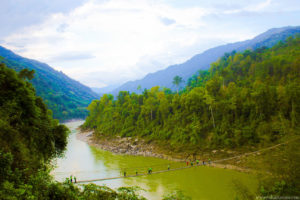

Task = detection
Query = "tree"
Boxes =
[18,68,35,80]
[173,75,183,93]
[204,91,216,128]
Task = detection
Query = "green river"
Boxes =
[52,120,258,199]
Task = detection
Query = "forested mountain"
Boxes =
[111,26,300,95]
[0,47,99,120]
[83,36,300,150]
[0,63,146,199]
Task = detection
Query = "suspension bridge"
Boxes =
[56,136,299,184]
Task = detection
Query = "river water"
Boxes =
[52,120,258,199]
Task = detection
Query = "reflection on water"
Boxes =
[52,120,258,199]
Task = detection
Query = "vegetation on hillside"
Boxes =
[0,63,148,199]
[83,37,299,150]
[233,137,300,199]
[0,48,98,121]
[83,36,300,199]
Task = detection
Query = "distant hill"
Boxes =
[91,84,121,96]
[111,26,300,95]
[0,47,99,120]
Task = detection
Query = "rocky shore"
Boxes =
[76,129,181,161]
[76,129,251,172]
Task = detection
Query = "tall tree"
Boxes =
[173,75,183,93]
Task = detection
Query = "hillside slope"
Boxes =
[0,47,99,120]
[83,36,300,150]
[112,26,300,95]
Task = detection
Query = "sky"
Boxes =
[1,0,300,88]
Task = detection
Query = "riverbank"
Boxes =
[76,129,251,173]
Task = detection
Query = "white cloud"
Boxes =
[222,0,272,14]
[3,0,211,87]
[2,0,298,87]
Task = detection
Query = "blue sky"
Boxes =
[1,0,300,88]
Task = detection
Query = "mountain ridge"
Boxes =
[111,26,300,95]
[0,46,99,120]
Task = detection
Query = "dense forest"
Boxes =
[83,36,300,150]
[82,36,300,197]
[0,46,99,121]
[0,63,149,199]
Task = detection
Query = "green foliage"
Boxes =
[258,139,300,197]
[0,63,69,198]
[0,164,146,200]
[162,190,191,200]
[0,63,68,167]
[83,36,300,151]
[0,64,146,200]
[173,76,183,93]
[0,55,98,121]
[185,70,210,90]
[18,68,35,80]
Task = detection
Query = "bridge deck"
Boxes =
[76,165,192,183]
